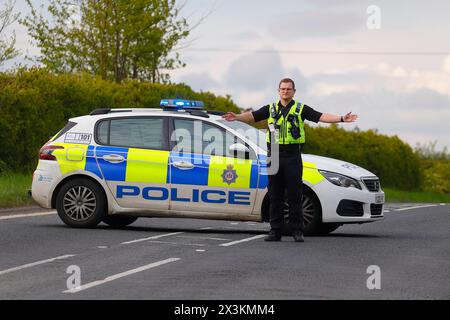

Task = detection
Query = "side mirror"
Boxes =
[228,143,250,158]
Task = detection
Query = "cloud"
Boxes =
[178,72,219,92]
[220,50,310,107]
[224,50,285,91]
[268,9,364,39]
[303,60,450,100]
[232,32,262,40]
[219,53,450,150]
[443,55,450,74]
[302,88,450,151]
[174,49,450,151]
[374,62,450,98]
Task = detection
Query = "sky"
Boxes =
[3,0,450,151]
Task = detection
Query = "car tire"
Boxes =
[282,188,340,236]
[102,215,138,228]
[56,178,106,228]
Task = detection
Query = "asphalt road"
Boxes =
[0,203,449,300]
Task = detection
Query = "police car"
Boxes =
[31,99,385,235]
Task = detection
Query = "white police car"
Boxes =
[31,99,385,234]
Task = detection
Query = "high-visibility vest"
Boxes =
[266,100,305,144]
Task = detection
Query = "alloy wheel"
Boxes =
[63,186,97,221]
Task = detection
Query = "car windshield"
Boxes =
[217,120,267,151]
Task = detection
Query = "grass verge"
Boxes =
[384,187,450,203]
[0,172,34,208]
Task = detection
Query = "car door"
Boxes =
[169,117,258,215]
[95,116,170,210]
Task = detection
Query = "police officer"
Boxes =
[222,78,357,242]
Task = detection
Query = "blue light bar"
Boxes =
[160,99,204,109]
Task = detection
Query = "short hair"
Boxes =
[278,78,296,90]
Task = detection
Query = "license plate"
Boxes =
[375,194,385,204]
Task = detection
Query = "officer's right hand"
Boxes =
[222,112,237,121]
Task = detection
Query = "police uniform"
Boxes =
[252,100,322,240]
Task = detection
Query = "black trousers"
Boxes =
[268,153,303,233]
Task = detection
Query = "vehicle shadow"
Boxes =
[41,223,383,238]
[307,233,383,239]
[98,225,268,235]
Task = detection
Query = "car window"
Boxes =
[217,119,267,151]
[97,117,165,150]
[51,121,77,141]
[97,120,109,145]
[172,119,251,158]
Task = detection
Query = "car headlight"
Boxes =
[318,170,362,189]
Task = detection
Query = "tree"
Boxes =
[0,0,19,67]
[21,0,189,83]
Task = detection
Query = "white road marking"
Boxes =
[121,232,184,245]
[384,210,390,213]
[97,246,108,249]
[220,235,266,247]
[395,205,439,211]
[0,211,56,220]
[0,254,75,276]
[229,222,239,225]
[199,227,212,230]
[196,249,206,252]
[440,203,447,206]
[63,258,180,294]
[176,235,231,241]
[224,226,267,230]
[146,240,205,247]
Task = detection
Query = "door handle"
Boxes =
[172,161,194,170]
[103,154,125,163]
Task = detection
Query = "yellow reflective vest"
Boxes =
[266,100,305,144]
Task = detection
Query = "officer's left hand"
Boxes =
[343,112,358,122]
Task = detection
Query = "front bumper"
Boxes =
[311,180,385,224]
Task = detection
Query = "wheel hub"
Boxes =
[63,186,97,221]
[283,194,315,226]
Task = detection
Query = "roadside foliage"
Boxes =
[0,68,447,195]
[0,68,239,172]
[303,124,423,191]
[414,143,450,194]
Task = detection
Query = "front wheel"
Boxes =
[56,178,106,228]
[282,188,340,236]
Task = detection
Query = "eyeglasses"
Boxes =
[279,88,294,91]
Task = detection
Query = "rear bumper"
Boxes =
[31,161,62,209]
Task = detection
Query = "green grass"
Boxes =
[0,172,35,208]
[384,187,450,203]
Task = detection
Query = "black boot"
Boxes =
[292,231,304,242]
[264,230,282,241]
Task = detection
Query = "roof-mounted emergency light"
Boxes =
[160,99,204,109]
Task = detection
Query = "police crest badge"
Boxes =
[221,165,238,185]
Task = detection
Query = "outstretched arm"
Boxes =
[319,112,358,123]
[222,111,256,124]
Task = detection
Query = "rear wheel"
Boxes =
[102,215,138,228]
[56,178,106,228]
[282,188,340,236]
